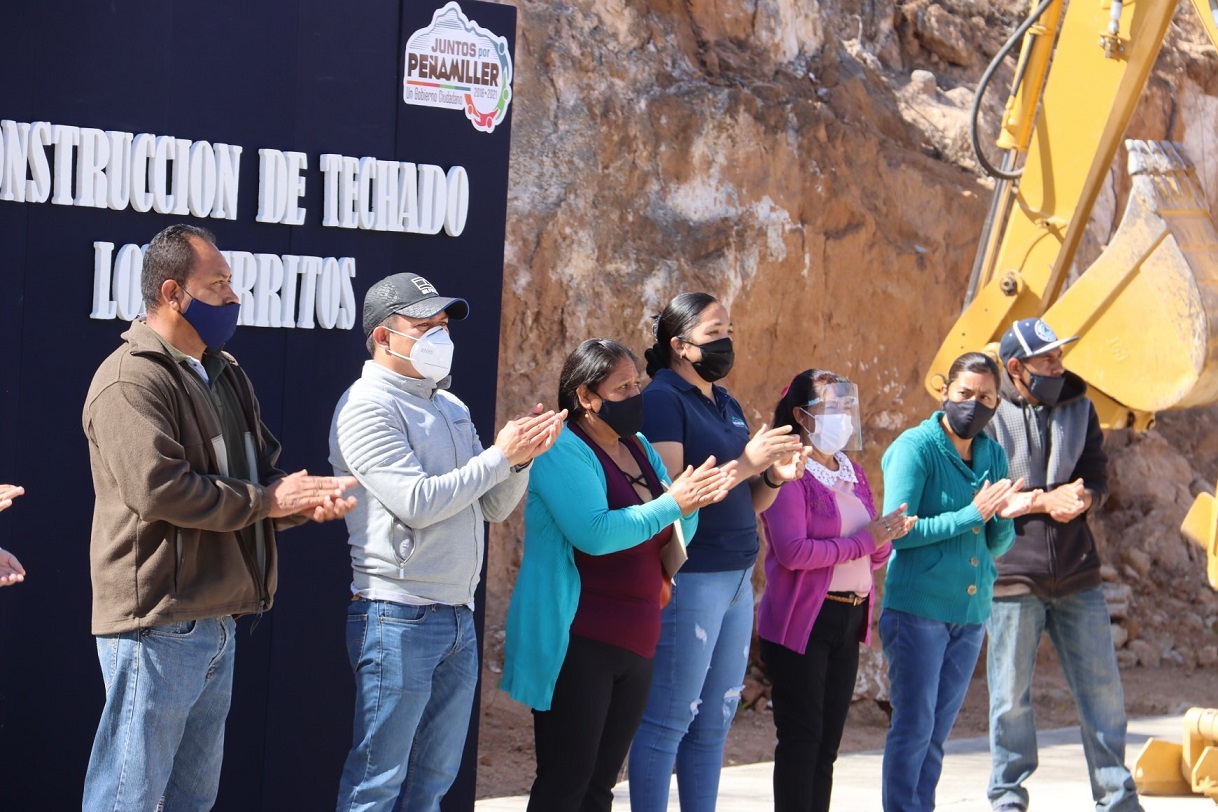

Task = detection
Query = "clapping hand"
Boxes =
[1041,479,1089,522]
[266,471,359,520]
[998,488,1043,519]
[0,548,25,587]
[495,404,568,467]
[741,424,803,477]
[973,478,1026,522]
[0,485,27,586]
[0,484,24,513]
[866,503,917,545]
[667,457,739,515]
[769,447,812,484]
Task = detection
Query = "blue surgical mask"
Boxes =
[181,290,240,350]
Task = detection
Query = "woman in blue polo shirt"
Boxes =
[627,292,806,811]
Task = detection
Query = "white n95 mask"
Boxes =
[387,325,454,382]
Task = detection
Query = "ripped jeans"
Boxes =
[627,566,754,811]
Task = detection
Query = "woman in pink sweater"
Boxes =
[758,369,914,812]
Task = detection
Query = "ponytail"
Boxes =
[645,292,719,378]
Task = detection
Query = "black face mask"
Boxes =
[943,398,996,440]
[596,392,644,439]
[1024,371,1065,407]
[685,337,735,383]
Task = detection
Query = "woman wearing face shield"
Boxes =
[500,339,736,812]
[627,293,806,812]
[757,370,912,812]
[878,352,1033,812]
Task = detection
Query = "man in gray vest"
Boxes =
[985,318,1141,812]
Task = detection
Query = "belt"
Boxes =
[824,591,868,606]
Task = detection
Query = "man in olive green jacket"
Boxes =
[81,224,357,812]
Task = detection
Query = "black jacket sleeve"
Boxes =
[1075,401,1108,510]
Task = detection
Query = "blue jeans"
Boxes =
[879,609,985,812]
[337,600,479,812]
[987,588,1141,812]
[83,616,237,812]
[627,566,754,812]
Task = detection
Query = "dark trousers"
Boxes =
[528,635,654,812]
[761,599,867,812]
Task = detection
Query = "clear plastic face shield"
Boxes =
[797,382,862,454]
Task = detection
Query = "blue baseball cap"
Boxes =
[999,318,1079,364]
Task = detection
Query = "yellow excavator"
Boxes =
[926,0,1218,799]
[925,0,1218,586]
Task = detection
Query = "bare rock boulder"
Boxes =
[1127,639,1162,669]
[854,645,888,702]
[911,2,981,67]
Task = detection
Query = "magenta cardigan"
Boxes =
[758,460,893,653]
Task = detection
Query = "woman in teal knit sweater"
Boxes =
[501,339,735,812]
[879,352,1032,812]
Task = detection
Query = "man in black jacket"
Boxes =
[984,318,1142,812]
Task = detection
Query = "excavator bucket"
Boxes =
[1133,738,1190,796]
[1134,708,1218,800]
[1043,141,1218,418]
[1038,141,1218,578]
[1181,487,1218,590]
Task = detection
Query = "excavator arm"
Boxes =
[928,0,1218,594]
[928,0,1218,428]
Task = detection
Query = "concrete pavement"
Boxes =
[475,714,1214,810]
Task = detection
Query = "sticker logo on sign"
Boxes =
[403,1,513,134]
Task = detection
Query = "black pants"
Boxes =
[761,598,867,812]
[527,635,654,812]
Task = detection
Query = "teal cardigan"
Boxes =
[880,411,1015,625]
[500,424,698,711]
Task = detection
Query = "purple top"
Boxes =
[569,424,672,658]
[758,460,892,653]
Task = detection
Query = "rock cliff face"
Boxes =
[484,0,1218,689]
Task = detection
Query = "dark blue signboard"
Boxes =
[0,1,516,808]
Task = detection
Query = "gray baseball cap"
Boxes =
[362,272,469,338]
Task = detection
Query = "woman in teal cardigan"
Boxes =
[879,352,1031,812]
[501,338,734,812]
